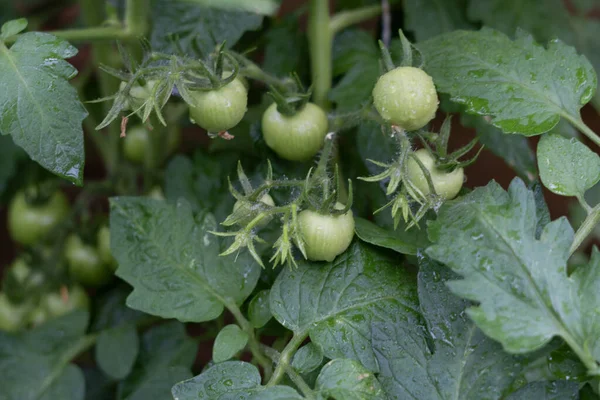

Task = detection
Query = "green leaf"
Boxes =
[315,359,385,399]
[537,134,600,197]
[0,135,25,200]
[270,241,421,372]
[91,285,146,331]
[404,0,472,42]
[119,322,196,400]
[372,257,526,399]
[248,289,272,329]
[0,311,89,400]
[460,114,537,183]
[354,217,430,255]
[213,324,248,363]
[506,381,579,399]
[171,361,303,399]
[262,15,307,78]
[566,17,600,113]
[291,343,323,374]
[95,324,139,380]
[165,152,238,222]
[0,33,86,185]
[1,18,27,39]
[110,197,261,322]
[151,0,263,56]
[427,178,600,373]
[419,28,597,136]
[178,0,279,15]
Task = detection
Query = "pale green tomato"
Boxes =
[0,293,29,332]
[232,194,275,227]
[298,202,355,262]
[262,103,328,162]
[373,67,439,131]
[43,285,90,318]
[65,235,112,287]
[406,149,464,200]
[97,225,118,272]
[188,78,248,132]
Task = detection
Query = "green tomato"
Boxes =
[0,292,29,332]
[65,235,112,287]
[372,66,439,131]
[120,79,158,111]
[406,149,464,200]
[8,190,69,246]
[43,285,90,318]
[232,194,275,227]
[27,306,49,328]
[189,78,248,132]
[97,225,117,272]
[7,258,45,292]
[298,202,355,262]
[123,125,150,164]
[262,103,328,162]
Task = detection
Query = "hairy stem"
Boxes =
[261,344,316,398]
[266,332,308,387]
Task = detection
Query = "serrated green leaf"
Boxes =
[537,134,600,197]
[315,359,385,400]
[567,17,600,112]
[213,324,248,363]
[270,241,421,372]
[110,197,261,322]
[291,343,323,374]
[179,0,279,15]
[427,178,600,373]
[95,324,139,380]
[1,18,27,39]
[419,28,597,136]
[151,0,263,56]
[404,0,472,42]
[119,322,196,400]
[0,33,86,185]
[0,311,89,400]
[171,361,303,399]
[372,257,526,399]
[506,381,579,399]
[248,289,272,329]
[460,114,537,183]
[354,217,430,255]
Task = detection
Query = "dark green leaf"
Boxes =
[0,135,25,199]
[270,241,421,372]
[95,324,139,380]
[460,114,537,182]
[404,0,472,42]
[373,257,526,399]
[419,28,597,136]
[263,15,307,78]
[91,285,146,331]
[151,0,263,56]
[291,343,324,374]
[315,358,385,399]
[537,134,600,197]
[0,33,86,184]
[171,361,303,399]
[213,324,248,363]
[427,179,600,373]
[506,381,579,399]
[354,217,430,255]
[178,0,279,15]
[119,321,196,400]
[0,311,89,400]
[110,197,261,322]
[248,289,272,329]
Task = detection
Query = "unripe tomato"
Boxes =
[188,78,248,132]
[120,79,158,111]
[123,125,150,164]
[97,225,117,272]
[43,285,90,318]
[406,149,464,200]
[372,67,439,131]
[262,103,328,162]
[8,258,44,288]
[0,293,29,332]
[232,194,275,227]
[298,203,355,262]
[8,190,69,246]
[65,235,112,286]
[27,306,49,327]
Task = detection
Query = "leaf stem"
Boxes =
[226,302,273,380]
[307,0,332,109]
[570,202,600,255]
[266,332,308,387]
[261,344,316,399]
[564,114,600,148]
[329,5,382,35]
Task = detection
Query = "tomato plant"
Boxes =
[1,1,600,399]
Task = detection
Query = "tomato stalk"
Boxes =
[261,344,316,398]
[266,332,308,387]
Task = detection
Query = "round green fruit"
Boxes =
[43,285,90,318]
[188,78,248,132]
[0,293,29,332]
[232,194,275,227]
[406,149,464,200]
[65,235,112,286]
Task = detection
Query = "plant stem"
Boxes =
[308,0,332,109]
[570,202,600,255]
[261,344,316,399]
[227,303,273,380]
[329,5,382,35]
[125,0,150,36]
[39,26,133,42]
[564,114,600,148]
[266,332,308,387]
